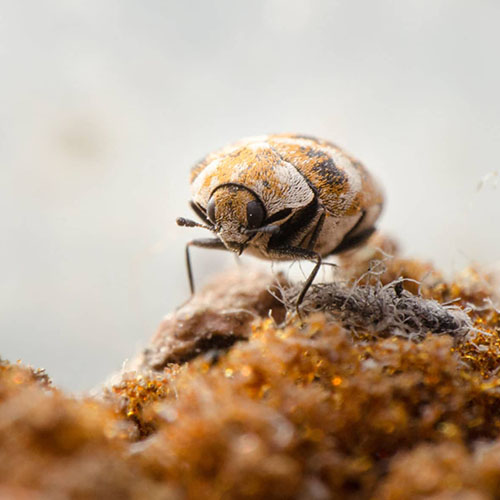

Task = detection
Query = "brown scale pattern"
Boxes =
[194,142,292,201]
[188,134,383,219]
[267,138,352,214]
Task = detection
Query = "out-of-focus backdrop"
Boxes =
[1,1,499,391]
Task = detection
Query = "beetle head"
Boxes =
[206,185,268,253]
[177,184,282,254]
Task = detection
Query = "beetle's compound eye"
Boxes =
[206,198,216,224]
[246,200,265,230]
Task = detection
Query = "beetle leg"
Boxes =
[266,245,322,315]
[185,238,227,295]
[305,207,326,251]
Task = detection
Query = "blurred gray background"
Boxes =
[1,0,499,391]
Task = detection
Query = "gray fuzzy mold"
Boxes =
[284,279,472,340]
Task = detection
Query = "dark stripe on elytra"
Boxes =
[327,210,374,255]
[310,154,347,187]
[268,145,320,199]
[302,146,325,159]
[268,198,319,249]
[271,144,347,208]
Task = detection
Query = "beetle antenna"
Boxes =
[244,224,280,235]
[176,217,215,232]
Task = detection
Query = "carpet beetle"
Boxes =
[177,133,384,310]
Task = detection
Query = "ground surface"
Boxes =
[2,235,500,499]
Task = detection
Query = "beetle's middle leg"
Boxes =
[303,207,326,251]
[305,208,341,273]
[266,245,322,315]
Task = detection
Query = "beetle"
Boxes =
[177,133,384,310]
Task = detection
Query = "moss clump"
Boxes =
[108,370,179,439]
[3,236,500,498]
[0,360,172,498]
[127,317,500,498]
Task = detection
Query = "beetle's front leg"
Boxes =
[185,238,228,295]
[266,245,322,315]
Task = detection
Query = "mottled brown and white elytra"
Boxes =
[177,133,384,310]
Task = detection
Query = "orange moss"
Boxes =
[0,361,172,498]
[132,316,500,498]
[108,369,179,438]
[3,243,500,498]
